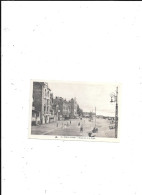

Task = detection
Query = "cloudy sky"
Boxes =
[48,81,118,116]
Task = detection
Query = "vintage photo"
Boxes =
[29,80,120,142]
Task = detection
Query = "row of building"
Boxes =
[31,82,81,125]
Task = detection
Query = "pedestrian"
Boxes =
[78,122,80,126]
[80,124,83,133]
[70,120,71,124]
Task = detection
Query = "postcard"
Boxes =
[29,80,121,142]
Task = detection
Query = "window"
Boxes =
[44,89,47,98]
[44,105,46,113]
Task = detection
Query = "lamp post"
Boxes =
[110,87,118,138]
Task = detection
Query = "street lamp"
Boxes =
[110,87,118,138]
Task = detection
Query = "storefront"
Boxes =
[42,114,50,124]
[32,110,40,125]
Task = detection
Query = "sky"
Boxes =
[48,81,118,117]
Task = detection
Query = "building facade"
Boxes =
[32,82,83,125]
[70,98,78,118]
[62,99,70,119]
[32,82,53,125]
[32,95,40,125]
[53,97,63,120]
[49,93,55,123]
[53,97,69,120]
[53,97,78,120]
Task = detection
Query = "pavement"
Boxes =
[31,117,115,138]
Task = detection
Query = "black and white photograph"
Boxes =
[30,80,120,141]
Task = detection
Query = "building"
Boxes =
[53,97,78,120]
[83,112,90,118]
[32,82,53,125]
[62,99,70,119]
[31,95,40,125]
[32,82,83,124]
[49,93,55,123]
[53,97,64,120]
[70,98,78,118]
[53,97,69,120]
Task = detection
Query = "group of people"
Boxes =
[63,120,72,128]
[56,119,84,133]
[56,120,72,129]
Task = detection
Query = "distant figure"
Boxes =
[92,127,98,133]
[78,122,80,126]
[80,125,83,132]
[70,120,71,124]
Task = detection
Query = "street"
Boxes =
[31,117,115,138]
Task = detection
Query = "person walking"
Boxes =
[80,124,83,134]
